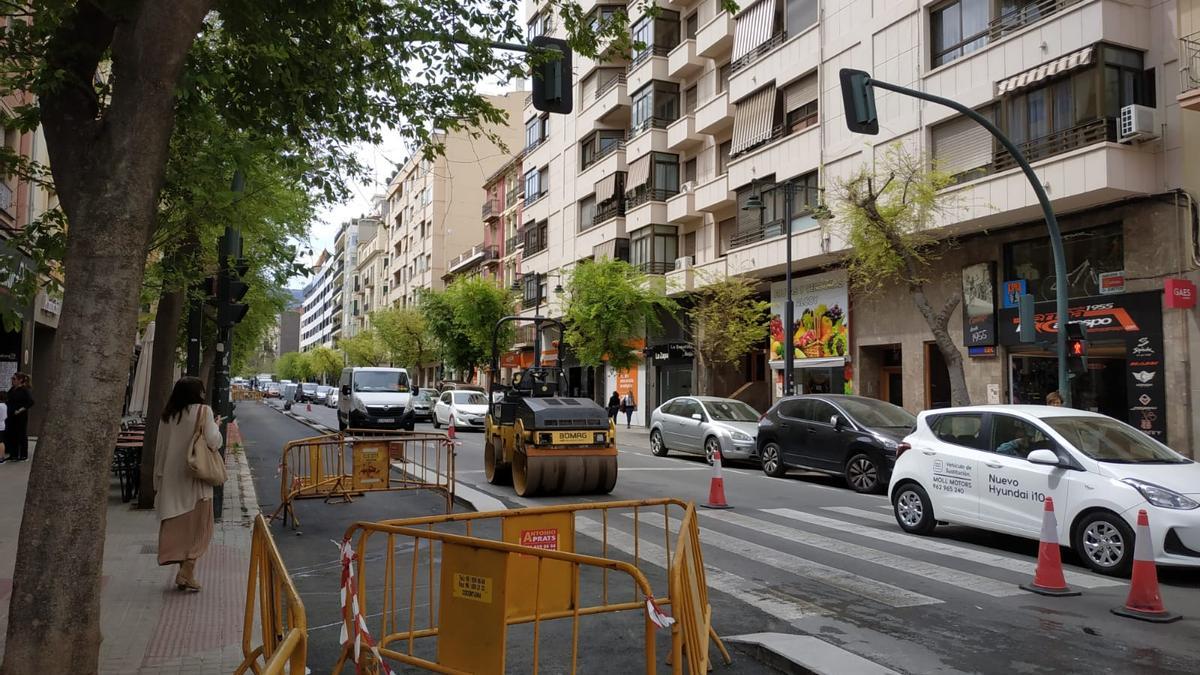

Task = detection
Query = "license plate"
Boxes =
[377,418,395,424]
[552,431,596,444]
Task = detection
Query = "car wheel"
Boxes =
[893,482,936,535]
[649,430,668,457]
[845,453,884,494]
[704,437,721,465]
[1073,511,1135,576]
[433,413,440,429]
[761,443,787,478]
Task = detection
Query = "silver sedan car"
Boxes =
[649,396,761,463]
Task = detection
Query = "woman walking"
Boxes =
[620,391,636,429]
[606,391,620,424]
[153,377,222,591]
[5,373,34,462]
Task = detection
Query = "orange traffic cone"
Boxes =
[306,402,312,412]
[702,448,731,509]
[1020,497,1080,596]
[1112,510,1181,623]
[447,417,456,441]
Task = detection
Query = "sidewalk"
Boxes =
[0,439,259,674]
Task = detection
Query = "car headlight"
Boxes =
[729,430,752,442]
[1123,478,1200,510]
[352,398,368,414]
[874,435,899,450]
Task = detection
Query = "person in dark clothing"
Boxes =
[5,372,34,462]
[620,391,636,429]
[606,391,620,423]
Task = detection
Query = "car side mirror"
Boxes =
[341,385,351,395]
[1026,449,1062,466]
[691,413,704,421]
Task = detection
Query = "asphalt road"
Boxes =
[252,399,1200,674]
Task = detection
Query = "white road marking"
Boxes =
[573,518,826,622]
[616,467,709,472]
[702,511,1024,598]
[622,514,939,608]
[821,507,899,525]
[771,508,1122,589]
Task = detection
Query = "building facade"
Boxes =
[278,307,301,355]
[300,249,337,351]
[522,0,1200,450]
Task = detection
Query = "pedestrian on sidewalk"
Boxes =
[607,391,620,424]
[1045,390,1064,407]
[5,372,33,462]
[153,376,222,592]
[0,391,7,462]
[620,391,636,429]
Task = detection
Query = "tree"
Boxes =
[834,145,970,406]
[340,329,390,367]
[687,274,770,395]
[563,259,676,370]
[422,278,515,379]
[372,306,436,380]
[307,345,344,384]
[0,2,696,670]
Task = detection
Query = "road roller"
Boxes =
[484,316,618,497]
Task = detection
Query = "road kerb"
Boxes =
[724,633,899,675]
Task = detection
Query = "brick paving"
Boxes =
[0,440,259,674]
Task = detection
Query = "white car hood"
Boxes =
[354,392,412,406]
[1095,460,1200,495]
[453,404,489,415]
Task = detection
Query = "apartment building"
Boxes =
[385,91,527,309]
[444,156,524,288]
[525,0,1200,450]
[352,217,391,335]
[299,249,336,351]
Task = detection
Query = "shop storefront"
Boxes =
[648,341,693,405]
[769,270,852,399]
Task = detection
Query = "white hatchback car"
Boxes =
[889,405,1200,576]
[433,390,491,429]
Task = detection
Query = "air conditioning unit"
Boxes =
[680,181,696,193]
[675,256,695,270]
[1119,104,1158,143]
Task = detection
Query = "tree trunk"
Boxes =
[136,286,185,509]
[2,3,212,673]
[908,283,971,406]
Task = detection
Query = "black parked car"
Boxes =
[757,394,916,493]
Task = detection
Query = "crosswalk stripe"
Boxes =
[700,511,1024,598]
[572,518,826,622]
[618,514,940,608]
[823,506,898,525]
[771,508,1122,589]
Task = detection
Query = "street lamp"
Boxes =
[742,180,822,397]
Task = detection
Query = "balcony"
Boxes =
[635,261,676,275]
[585,74,631,127]
[481,199,500,220]
[447,244,499,274]
[667,39,703,79]
[625,191,675,233]
[666,190,699,224]
[728,124,821,192]
[730,219,786,249]
[729,27,818,103]
[696,8,734,58]
[666,256,727,296]
[1180,32,1200,112]
[666,114,703,152]
[695,91,731,135]
[991,118,1116,173]
[506,188,522,205]
[505,235,523,255]
[626,122,670,158]
[729,32,784,76]
[694,173,734,213]
[594,199,626,225]
[627,48,671,91]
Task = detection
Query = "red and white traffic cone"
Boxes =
[306,402,312,412]
[447,417,456,441]
[702,448,731,509]
[1020,497,1080,596]
[1112,509,1181,623]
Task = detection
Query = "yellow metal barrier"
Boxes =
[333,498,729,674]
[233,388,265,401]
[270,431,454,528]
[235,515,307,675]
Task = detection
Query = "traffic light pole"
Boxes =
[212,171,247,519]
[848,75,1072,406]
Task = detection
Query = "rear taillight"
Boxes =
[895,442,911,458]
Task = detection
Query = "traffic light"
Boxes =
[216,227,250,328]
[839,68,879,135]
[1065,321,1088,370]
[530,36,572,114]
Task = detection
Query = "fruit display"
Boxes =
[769,303,848,360]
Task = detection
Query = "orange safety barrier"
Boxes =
[232,388,265,401]
[270,431,454,528]
[332,498,729,674]
[235,515,307,675]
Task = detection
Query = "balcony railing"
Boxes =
[626,187,680,207]
[630,45,672,68]
[506,235,523,252]
[635,261,676,275]
[525,238,548,256]
[987,0,1081,42]
[0,182,11,214]
[524,93,533,107]
[525,189,548,206]
[594,200,626,224]
[596,73,627,101]
[630,116,674,136]
[729,219,785,248]
[481,200,500,219]
[524,134,548,153]
[992,117,1116,173]
[581,139,627,170]
[1182,32,1200,93]
[729,31,785,74]
[448,244,500,272]
[506,188,523,204]
[730,123,786,159]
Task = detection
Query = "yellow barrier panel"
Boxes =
[270,431,454,528]
[333,498,730,674]
[235,515,307,675]
[232,388,265,401]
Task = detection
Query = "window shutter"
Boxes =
[932,109,995,177]
[784,72,818,113]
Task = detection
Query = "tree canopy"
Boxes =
[421,277,515,376]
[688,274,770,394]
[562,259,676,370]
[372,306,436,374]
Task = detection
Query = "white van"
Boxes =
[337,367,416,431]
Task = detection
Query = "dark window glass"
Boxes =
[990,415,1054,457]
[806,399,838,425]
[685,12,698,39]
[786,0,818,36]
[931,413,987,450]
[777,398,808,419]
[931,0,989,67]
[1005,223,1123,301]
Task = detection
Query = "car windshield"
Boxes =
[704,400,759,422]
[454,392,489,405]
[836,398,916,428]
[353,371,410,393]
[318,386,332,394]
[302,384,317,392]
[415,391,436,402]
[1045,416,1191,464]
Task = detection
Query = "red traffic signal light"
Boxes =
[1069,339,1087,357]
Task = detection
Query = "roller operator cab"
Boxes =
[484,318,618,497]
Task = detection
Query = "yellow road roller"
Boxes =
[485,316,618,497]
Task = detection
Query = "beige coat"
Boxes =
[153,404,222,521]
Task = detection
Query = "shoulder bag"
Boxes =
[186,406,227,486]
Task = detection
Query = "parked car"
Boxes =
[298,382,319,403]
[326,389,339,408]
[649,397,761,464]
[314,385,333,405]
[403,388,438,424]
[432,390,490,430]
[264,382,281,398]
[337,367,415,431]
[757,395,916,494]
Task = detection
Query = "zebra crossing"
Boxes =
[569,500,1124,629]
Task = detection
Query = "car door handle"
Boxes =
[921,450,936,456]
[985,463,1003,468]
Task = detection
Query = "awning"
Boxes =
[732,0,777,62]
[730,86,777,156]
[997,45,1094,96]
[595,172,623,203]
[769,356,845,370]
[626,154,652,190]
